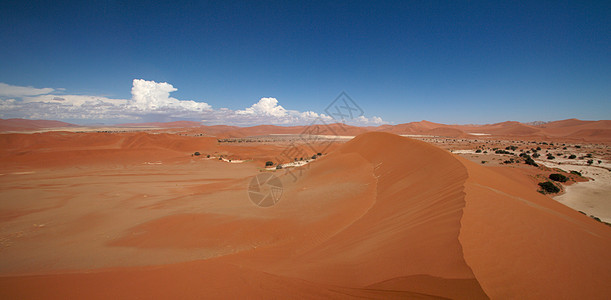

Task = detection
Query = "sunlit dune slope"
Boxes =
[1,132,610,299]
[0,132,218,168]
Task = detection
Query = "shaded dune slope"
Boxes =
[2,132,611,299]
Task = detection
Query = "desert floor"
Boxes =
[1,130,610,299]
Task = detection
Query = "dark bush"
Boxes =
[525,157,538,167]
[475,149,482,153]
[495,150,512,155]
[311,155,317,159]
[549,173,568,182]
[265,161,274,167]
[505,145,518,151]
[587,159,593,165]
[276,165,283,169]
[539,181,560,194]
[568,154,576,159]
[532,153,540,158]
[570,171,582,176]
[206,154,210,158]
[194,152,201,156]
[547,154,555,160]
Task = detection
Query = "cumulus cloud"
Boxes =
[0,80,387,126]
[130,79,211,112]
[237,97,287,117]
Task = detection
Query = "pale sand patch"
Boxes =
[537,160,611,223]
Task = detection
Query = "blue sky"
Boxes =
[0,1,609,125]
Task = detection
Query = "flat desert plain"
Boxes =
[1,120,611,299]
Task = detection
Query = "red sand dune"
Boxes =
[0,118,77,131]
[2,118,610,141]
[2,132,610,299]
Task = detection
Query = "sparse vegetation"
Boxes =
[495,149,513,155]
[549,173,568,182]
[539,181,560,194]
[525,157,538,167]
[587,159,593,165]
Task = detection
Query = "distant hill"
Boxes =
[0,118,78,131]
[2,118,610,141]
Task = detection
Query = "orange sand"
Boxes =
[1,131,610,299]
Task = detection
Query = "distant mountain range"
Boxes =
[1,118,610,141]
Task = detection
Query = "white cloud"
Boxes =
[237,97,287,117]
[130,79,211,112]
[0,82,54,97]
[0,80,387,126]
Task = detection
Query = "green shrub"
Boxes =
[587,159,593,165]
[194,152,201,156]
[568,154,576,159]
[549,173,568,182]
[475,149,482,153]
[265,161,274,167]
[539,181,560,194]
